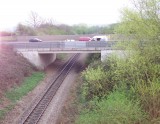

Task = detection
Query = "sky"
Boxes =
[0,0,131,31]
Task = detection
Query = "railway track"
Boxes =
[18,53,80,124]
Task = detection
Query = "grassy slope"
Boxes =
[0,46,45,120]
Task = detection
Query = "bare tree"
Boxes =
[27,11,43,28]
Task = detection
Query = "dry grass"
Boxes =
[0,45,34,105]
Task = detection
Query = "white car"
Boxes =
[64,39,75,42]
[90,36,108,41]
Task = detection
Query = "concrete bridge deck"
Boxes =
[2,41,117,53]
[1,41,120,69]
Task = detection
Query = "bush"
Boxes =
[76,91,146,124]
[135,79,160,119]
[76,0,160,122]
[85,53,101,65]
[81,65,113,101]
[81,40,160,120]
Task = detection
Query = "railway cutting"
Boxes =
[17,53,80,124]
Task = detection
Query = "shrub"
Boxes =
[81,65,113,101]
[85,53,101,65]
[76,91,146,124]
[135,79,160,119]
[82,39,160,119]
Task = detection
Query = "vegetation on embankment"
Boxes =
[0,45,45,120]
[75,0,160,123]
[0,72,45,119]
[0,45,34,95]
[6,72,45,102]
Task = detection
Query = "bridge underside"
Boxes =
[19,50,124,69]
[20,51,56,70]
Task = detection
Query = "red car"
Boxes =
[79,37,91,41]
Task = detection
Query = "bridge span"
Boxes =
[6,41,116,53]
[1,41,121,69]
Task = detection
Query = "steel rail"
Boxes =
[18,53,80,124]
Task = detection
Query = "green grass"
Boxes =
[0,104,14,120]
[76,91,146,124]
[0,110,5,119]
[0,72,45,120]
[5,72,45,102]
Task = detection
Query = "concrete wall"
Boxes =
[101,50,127,61]
[20,52,56,70]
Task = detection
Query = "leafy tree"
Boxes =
[72,23,117,34]
[116,0,160,41]
[15,23,36,36]
[77,0,160,123]
[72,23,89,34]
[115,0,160,119]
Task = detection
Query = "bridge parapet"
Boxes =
[2,41,118,53]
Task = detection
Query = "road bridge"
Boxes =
[1,41,122,69]
[5,41,116,52]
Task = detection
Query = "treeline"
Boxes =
[14,23,118,36]
[1,23,117,36]
[1,11,118,36]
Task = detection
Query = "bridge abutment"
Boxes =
[20,52,56,70]
[101,50,126,61]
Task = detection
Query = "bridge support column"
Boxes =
[20,51,56,70]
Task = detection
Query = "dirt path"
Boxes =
[1,53,88,124]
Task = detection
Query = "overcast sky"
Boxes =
[0,0,131,31]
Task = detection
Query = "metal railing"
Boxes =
[1,41,118,52]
